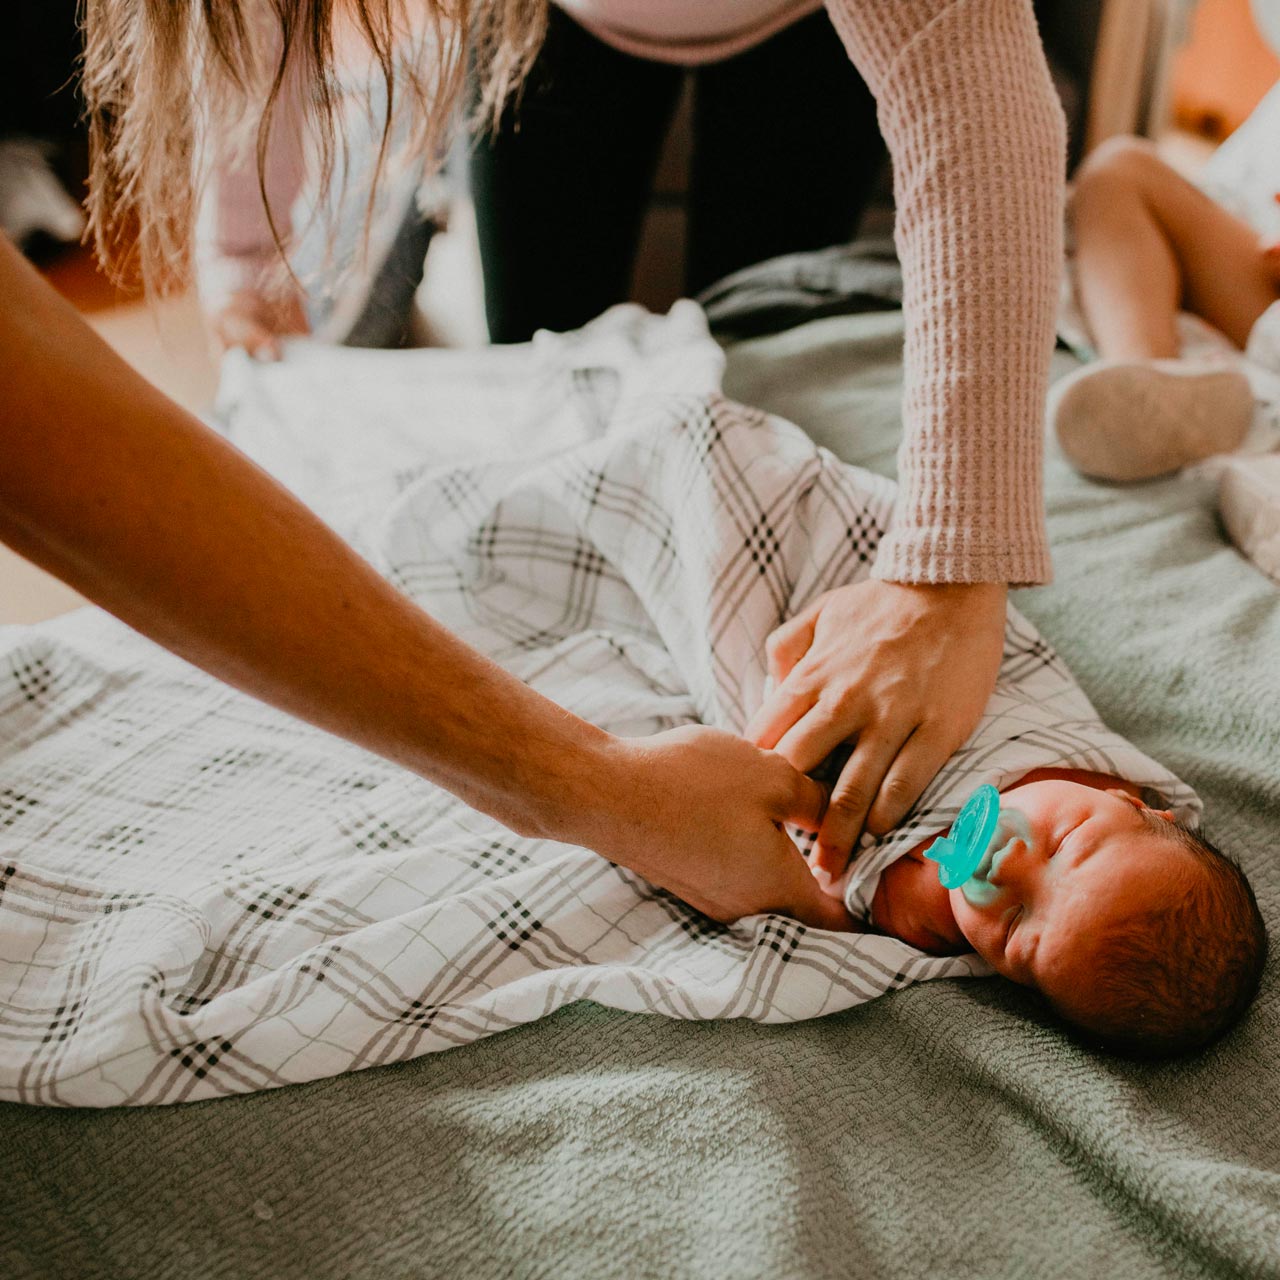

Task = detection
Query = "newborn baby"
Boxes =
[859,767,1266,1057]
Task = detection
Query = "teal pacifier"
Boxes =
[924,784,1001,889]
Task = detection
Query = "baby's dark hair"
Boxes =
[1054,817,1267,1058]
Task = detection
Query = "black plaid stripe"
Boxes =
[340,812,417,856]
[39,997,85,1046]
[10,650,55,704]
[844,507,884,565]
[485,901,543,951]
[243,884,311,922]
[756,915,803,959]
[470,838,534,879]
[745,515,784,574]
[138,1021,285,1103]
[0,787,41,830]
[176,878,386,1015]
[87,822,151,856]
[436,468,486,517]
[198,745,273,777]
[165,1037,235,1082]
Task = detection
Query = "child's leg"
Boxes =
[1051,139,1273,480]
[1072,137,1277,356]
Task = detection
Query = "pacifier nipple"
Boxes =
[924,784,1001,889]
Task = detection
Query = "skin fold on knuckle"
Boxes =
[867,777,918,833]
[827,784,871,826]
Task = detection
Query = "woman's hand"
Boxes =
[593,727,852,931]
[208,286,310,360]
[744,580,1007,880]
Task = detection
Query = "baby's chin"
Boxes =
[948,889,1015,976]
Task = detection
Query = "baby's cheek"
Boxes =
[950,894,989,952]
[959,878,1000,909]
[950,895,1019,976]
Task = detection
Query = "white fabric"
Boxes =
[0,305,1195,1106]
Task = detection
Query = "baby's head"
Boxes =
[948,780,1266,1056]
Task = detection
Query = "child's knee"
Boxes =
[1074,135,1164,201]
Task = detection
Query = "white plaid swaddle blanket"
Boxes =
[0,304,1198,1105]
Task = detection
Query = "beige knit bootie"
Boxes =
[1048,358,1255,482]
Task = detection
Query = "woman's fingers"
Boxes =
[764,599,822,683]
[771,699,862,775]
[744,678,820,752]
[812,722,916,876]
[863,726,956,837]
[744,602,826,747]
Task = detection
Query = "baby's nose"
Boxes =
[988,834,1036,887]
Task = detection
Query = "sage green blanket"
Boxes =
[5,310,1278,1280]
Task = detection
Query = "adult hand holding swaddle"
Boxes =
[592,727,852,932]
[746,579,1007,878]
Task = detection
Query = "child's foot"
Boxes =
[1048,359,1255,482]
[1219,455,1280,586]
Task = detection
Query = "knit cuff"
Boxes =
[871,519,1053,587]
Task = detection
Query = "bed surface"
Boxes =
[6,294,1280,1278]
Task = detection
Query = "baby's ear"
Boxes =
[1106,788,1175,821]
[1105,788,1145,808]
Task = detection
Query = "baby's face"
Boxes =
[947,780,1196,1014]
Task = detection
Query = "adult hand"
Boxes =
[597,726,852,931]
[744,580,1007,881]
[208,286,309,360]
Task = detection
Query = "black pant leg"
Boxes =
[686,11,886,295]
[469,9,683,343]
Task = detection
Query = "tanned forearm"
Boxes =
[0,236,616,845]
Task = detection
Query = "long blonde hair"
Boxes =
[81,0,548,292]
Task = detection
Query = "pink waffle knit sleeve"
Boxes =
[825,0,1066,585]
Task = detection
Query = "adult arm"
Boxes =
[748,0,1066,876]
[0,236,848,930]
